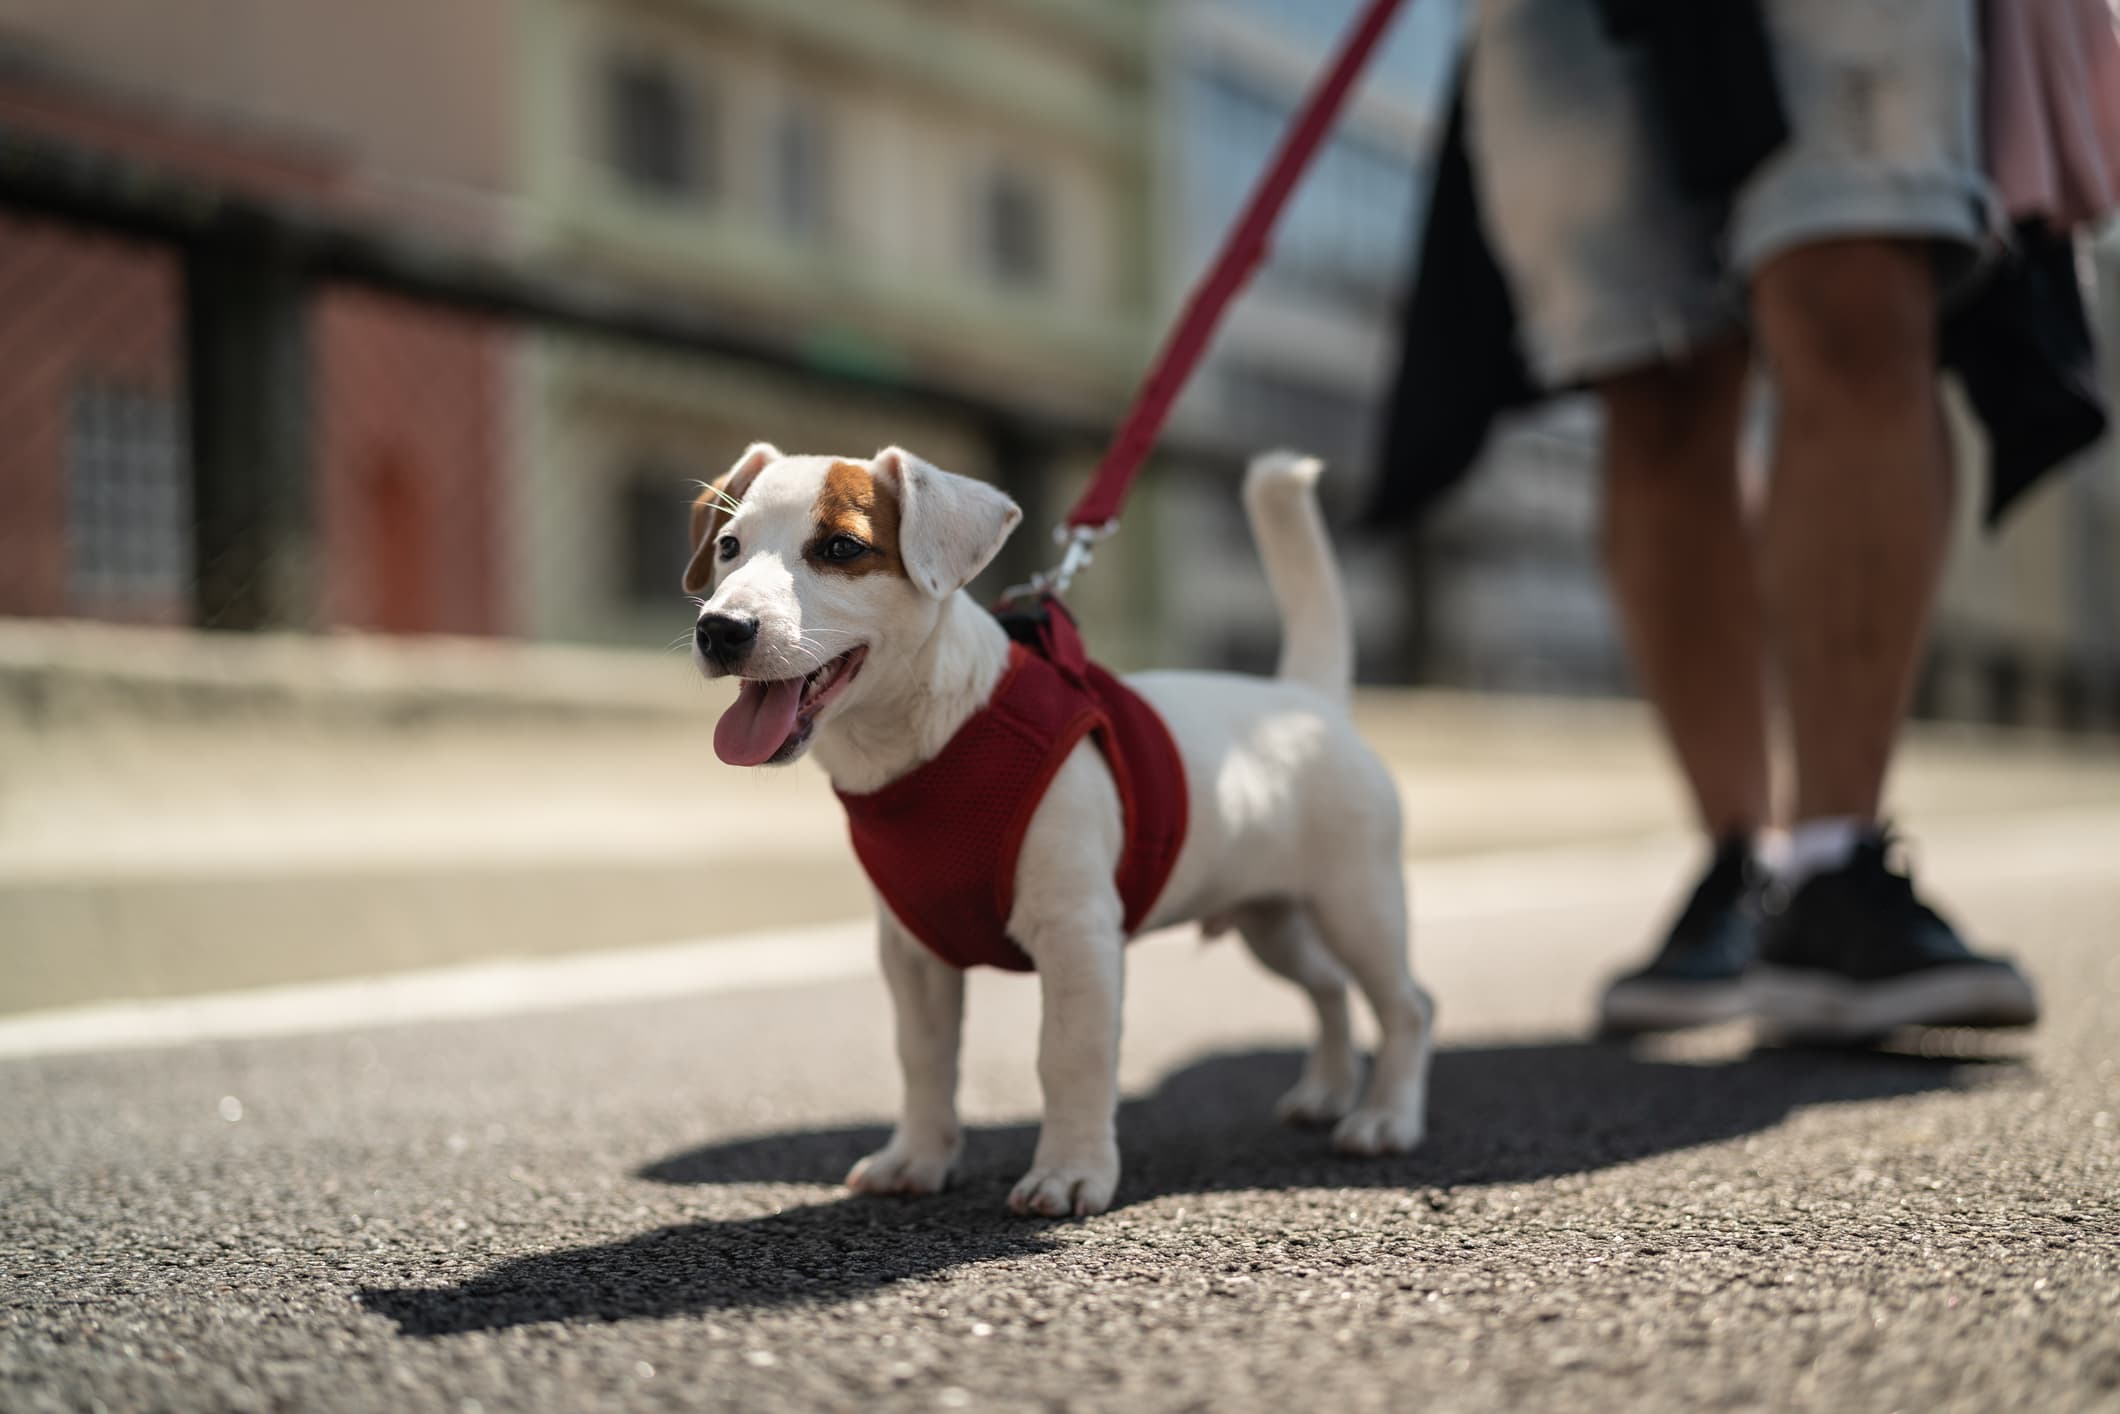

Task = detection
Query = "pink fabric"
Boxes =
[1985,0,2120,227]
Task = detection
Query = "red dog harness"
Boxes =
[834,604,1188,972]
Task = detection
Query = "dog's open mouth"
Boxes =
[713,646,868,767]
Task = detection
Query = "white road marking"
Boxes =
[1,807,2112,1060]
[0,922,876,1060]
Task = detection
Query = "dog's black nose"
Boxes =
[696,613,758,659]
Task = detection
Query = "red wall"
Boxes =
[315,287,510,635]
[0,88,512,636]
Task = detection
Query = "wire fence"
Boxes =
[0,125,1632,701]
[0,128,1211,656]
[3,128,2119,729]
[1,211,190,627]
[0,208,510,637]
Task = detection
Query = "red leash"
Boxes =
[1008,0,1412,602]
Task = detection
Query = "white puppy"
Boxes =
[686,443,1432,1216]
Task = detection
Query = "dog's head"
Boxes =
[683,443,1021,767]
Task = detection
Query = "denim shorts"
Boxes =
[1465,0,1995,385]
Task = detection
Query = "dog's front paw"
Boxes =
[1331,1104,1425,1156]
[846,1135,960,1197]
[1007,1146,1119,1218]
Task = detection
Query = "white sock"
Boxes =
[1780,816,1871,890]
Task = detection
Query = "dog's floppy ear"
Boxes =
[682,442,781,593]
[870,446,1021,599]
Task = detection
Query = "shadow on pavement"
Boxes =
[359,1195,1063,1337]
[639,1041,2015,1195]
[361,1040,2011,1336]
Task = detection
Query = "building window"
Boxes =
[978,165,1049,289]
[618,461,698,606]
[771,105,834,241]
[66,379,190,605]
[606,53,710,200]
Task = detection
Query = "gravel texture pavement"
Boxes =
[4,818,2118,1412]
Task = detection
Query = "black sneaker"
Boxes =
[1752,831,2040,1043]
[1599,836,1762,1034]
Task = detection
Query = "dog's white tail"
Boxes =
[1243,451,1352,702]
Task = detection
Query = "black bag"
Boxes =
[1943,221,2110,525]
[1365,88,1538,529]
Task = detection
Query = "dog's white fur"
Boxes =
[691,444,1433,1216]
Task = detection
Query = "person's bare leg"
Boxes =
[1599,340,1768,839]
[1744,238,2038,1038]
[1594,342,1773,1035]
[1750,240,1953,824]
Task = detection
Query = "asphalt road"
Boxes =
[4,813,2118,1412]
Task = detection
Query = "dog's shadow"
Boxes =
[360,1040,2014,1336]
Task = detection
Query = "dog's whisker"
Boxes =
[772,638,827,671]
[687,479,745,517]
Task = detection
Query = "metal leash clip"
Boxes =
[1000,520,1117,606]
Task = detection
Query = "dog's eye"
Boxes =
[717,535,739,563]
[822,534,868,563]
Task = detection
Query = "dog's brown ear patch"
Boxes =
[682,444,779,593]
[810,460,905,578]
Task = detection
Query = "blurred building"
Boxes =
[1131,0,1617,690]
[1139,0,1449,673]
[0,0,517,634]
[1413,399,1625,695]
[1145,0,2120,721]
[513,0,1155,643]
[1417,242,2120,722]
[0,0,2114,730]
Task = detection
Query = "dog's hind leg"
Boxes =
[847,912,966,1197]
[1307,857,1434,1156]
[1232,900,1364,1127]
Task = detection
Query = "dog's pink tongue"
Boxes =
[714,677,803,765]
